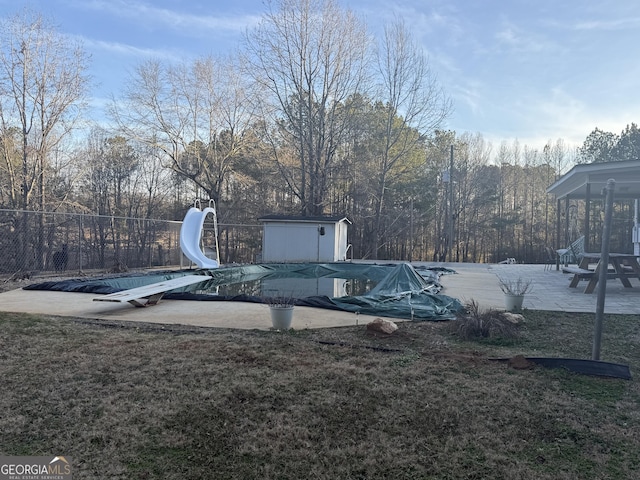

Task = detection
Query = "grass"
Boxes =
[0,309,639,479]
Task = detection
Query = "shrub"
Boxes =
[448,300,521,340]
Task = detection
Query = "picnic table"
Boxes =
[563,252,640,294]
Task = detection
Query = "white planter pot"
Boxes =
[504,293,525,311]
[270,305,294,329]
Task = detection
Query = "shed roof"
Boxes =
[546,159,640,200]
[258,214,351,224]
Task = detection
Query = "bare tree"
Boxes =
[454,133,493,262]
[243,0,370,216]
[110,54,255,206]
[0,9,89,269]
[369,17,451,257]
[548,138,573,177]
[0,127,21,208]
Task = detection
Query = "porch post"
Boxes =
[564,197,570,245]
[584,183,591,252]
[556,198,562,270]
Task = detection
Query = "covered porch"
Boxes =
[547,159,640,293]
[547,159,640,260]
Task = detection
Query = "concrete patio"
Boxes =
[441,262,640,314]
[0,262,638,330]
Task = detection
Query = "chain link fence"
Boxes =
[0,209,262,277]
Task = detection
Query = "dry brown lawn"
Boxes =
[1,308,639,479]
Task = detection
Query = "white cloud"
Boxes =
[80,37,183,61]
[493,21,552,54]
[505,86,637,150]
[452,81,484,116]
[572,17,640,31]
[72,0,261,35]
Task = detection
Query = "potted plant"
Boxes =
[265,295,296,330]
[498,277,532,311]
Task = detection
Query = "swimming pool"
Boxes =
[25,262,462,321]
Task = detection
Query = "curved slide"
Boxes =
[180,206,219,269]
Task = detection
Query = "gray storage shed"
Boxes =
[258,215,351,262]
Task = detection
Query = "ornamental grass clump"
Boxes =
[449,300,521,340]
[498,277,532,295]
[263,295,297,308]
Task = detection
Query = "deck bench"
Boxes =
[562,266,594,277]
[93,274,209,307]
[562,266,595,288]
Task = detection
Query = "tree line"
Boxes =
[1,1,639,270]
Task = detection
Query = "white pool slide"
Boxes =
[179,206,219,269]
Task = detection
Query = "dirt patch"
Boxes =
[509,354,535,369]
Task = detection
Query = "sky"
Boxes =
[2,0,639,153]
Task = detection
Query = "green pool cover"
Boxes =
[25,262,463,321]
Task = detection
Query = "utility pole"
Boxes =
[409,197,414,262]
[449,144,454,262]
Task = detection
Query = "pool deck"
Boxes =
[0,262,638,330]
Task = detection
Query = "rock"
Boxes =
[366,318,398,335]
[502,312,524,324]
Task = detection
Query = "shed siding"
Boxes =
[261,220,348,262]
